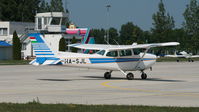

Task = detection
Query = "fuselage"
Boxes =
[57,50,157,71]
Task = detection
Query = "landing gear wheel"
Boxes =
[141,73,147,79]
[126,73,134,80]
[104,72,111,79]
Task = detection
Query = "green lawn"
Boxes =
[0,60,30,65]
[0,103,198,112]
[157,57,199,62]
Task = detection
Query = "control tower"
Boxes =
[35,12,68,33]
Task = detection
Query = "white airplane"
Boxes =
[29,33,179,80]
[165,51,199,62]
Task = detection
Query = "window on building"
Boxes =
[22,43,26,50]
[0,28,8,36]
[44,17,48,25]
[106,50,118,57]
[51,17,61,25]
[38,18,42,29]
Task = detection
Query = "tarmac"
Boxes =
[0,62,199,107]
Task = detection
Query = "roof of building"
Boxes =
[35,12,68,18]
[0,41,12,47]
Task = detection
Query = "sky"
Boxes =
[63,0,191,31]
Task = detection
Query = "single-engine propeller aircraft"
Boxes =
[165,51,199,62]
[29,33,179,80]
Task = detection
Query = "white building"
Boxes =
[0,21,34,43]
[0,12,90,59]
[21,12,84,59]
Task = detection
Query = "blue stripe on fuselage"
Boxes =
[35,54,54,55]
[35,51,52,53]
[89,58,155,64]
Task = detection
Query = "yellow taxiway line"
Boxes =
[101,80,199,97]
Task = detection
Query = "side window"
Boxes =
[125,49,132,56]
[96,50,105,56]
[133,48,146,55]
[119,49,132,57]
[106,51,118,57]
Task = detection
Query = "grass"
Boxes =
[0,60,30,65]
[157,57,199,62]
[0,102,198,112]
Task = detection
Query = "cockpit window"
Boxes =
[119,49,132,57]
[106,51,118,57]
[96,50,105,56]
[133,48,146,55]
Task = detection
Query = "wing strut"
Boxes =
[135,47,150,70]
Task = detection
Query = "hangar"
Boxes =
[0,41,12,60]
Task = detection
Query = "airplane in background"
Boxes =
[29,33,179,80]
[165,51,199,62]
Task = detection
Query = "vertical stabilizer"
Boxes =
[29,33,62,65]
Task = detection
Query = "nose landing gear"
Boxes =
[141,71,147,79]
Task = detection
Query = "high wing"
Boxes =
[68,42,180,50]
[190,55,199,58]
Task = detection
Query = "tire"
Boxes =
[104,72,111,79]
[141,73,147,79]
[126,73,134,80]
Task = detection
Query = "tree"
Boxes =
[183,0,199,35]
[119,22,143,45]
[38,0,51,13]
[108,28,119,45]
[0,0,40,22]
[50,0,64,12]
[71,37,78,52]
[151,0,175,43]
[12,31,21,60]
[183,0,199,54]
[90,29,106,44]
[59,37,66,51]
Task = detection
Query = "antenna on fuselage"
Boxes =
[104,40,112,47]
[113,39,121,47]
[113,39,119,45]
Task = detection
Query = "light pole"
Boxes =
[106,4,111,44]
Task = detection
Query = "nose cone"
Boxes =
[144,53,157,69]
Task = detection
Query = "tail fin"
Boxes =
[29,33,62,65]
[82,37,95,54]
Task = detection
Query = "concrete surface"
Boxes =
[0,62,199,107]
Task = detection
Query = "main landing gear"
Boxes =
[104,71,112,79]
[126,73,134,80]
